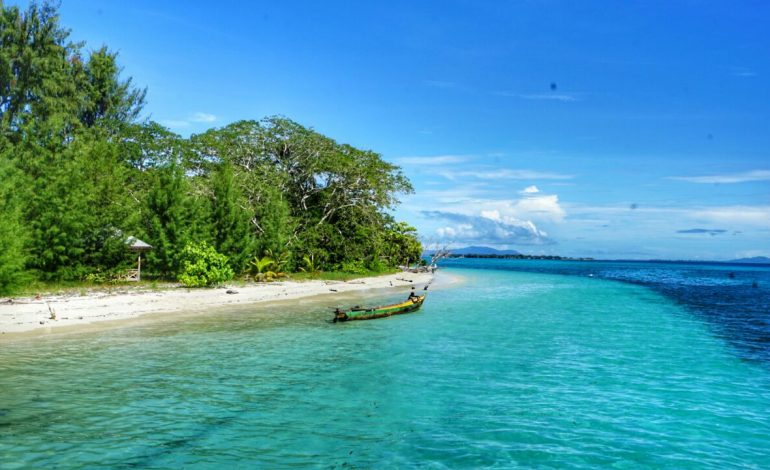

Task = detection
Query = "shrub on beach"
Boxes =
[339,260,368,274]
[177,242,234,287]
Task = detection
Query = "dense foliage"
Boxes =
[177,242,234,287]
[0,2,421,293]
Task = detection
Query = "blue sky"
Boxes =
[23,1,770,259]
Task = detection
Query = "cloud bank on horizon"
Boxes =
[397,152,770,260]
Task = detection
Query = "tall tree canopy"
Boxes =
[0,2,421,293]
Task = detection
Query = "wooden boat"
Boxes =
[333,293,426,322]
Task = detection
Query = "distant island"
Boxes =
[731,256,770,264]
[446,245,521,256]
[449,253,595,261]
[425,246,594,261]
[428,246,770,264]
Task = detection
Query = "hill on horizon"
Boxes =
[447,246,521,256]
[730,256,770,264]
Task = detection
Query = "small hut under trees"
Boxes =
[125,236,152,281]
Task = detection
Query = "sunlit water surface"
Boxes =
[2,265,770,468]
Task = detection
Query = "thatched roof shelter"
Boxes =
[126,236,152,252]
[124,236,152,281]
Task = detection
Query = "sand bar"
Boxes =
[0,272,437,336]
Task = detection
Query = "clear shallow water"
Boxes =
[440,258,770,364]
[2,266,770,468]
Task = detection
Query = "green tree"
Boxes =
[76,135,140,273]
[120,121,183,171]
[22,133,137,279]
[252,183,293,260]
[190,123,295,265]
[0,158,28,293]
[76,47,145,132]
[191,117,414,272]
[1,1,422,285]
[143,162,193,277]
[380,221,423,267]
[209,162,256,273]
[0,2,80,145]
[0,2,147,281]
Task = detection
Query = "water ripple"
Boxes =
[1,269,770,467]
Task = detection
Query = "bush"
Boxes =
[340,260,368,275]
[83,271,108,284]
[177,242,234,287]
[367,258,389,273]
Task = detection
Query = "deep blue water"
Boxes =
[440,258,770,364]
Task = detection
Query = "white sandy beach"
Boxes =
[0,272,438,336]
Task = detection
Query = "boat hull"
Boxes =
[334,295,425,322]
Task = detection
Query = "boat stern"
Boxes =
[333,308,348,323]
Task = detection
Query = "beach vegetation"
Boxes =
[265,249,291,274]
[298,254,322,277]
[209,162,257,273]
[339,260,368,275]
[380,221,423,267]
[250,255,284,282]
[0,160,29,294]
[143,161,196,278]
[0,2,422,290]
[177,242,234,287]
[83,272,108,284]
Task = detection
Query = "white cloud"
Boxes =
[730,67,757,78]
[566,204,680,216]
[191,112,217,123]
[511,195,566,222]
[735,250,770,259]
[668,170,770,184]
[480,209,501,221]
[519,93,579,102]
[439,169,574,181]
[424,210,552,245]
[160,112,217,129]
[520,185,540,194]
[407,185,490,205]
[396,155,469,166]
[424,192,567,226]
[495,91,581,102]
[566,203,770,230]
[436,223,477,239]
[691,206,770,227]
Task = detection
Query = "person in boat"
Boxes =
[408,289,419,302]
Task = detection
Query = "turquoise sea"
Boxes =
[2,260,770,468]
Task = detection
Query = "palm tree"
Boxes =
[250,255,276,282]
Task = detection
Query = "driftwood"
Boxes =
[401,265,434,274]
[1,298,43,305]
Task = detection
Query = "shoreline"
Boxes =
[0,271,454,338]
